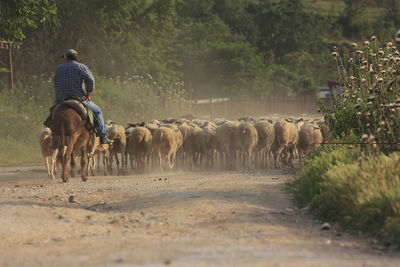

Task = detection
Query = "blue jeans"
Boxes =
[84,101,107,136]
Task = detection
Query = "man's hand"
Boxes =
[86,94,91,101]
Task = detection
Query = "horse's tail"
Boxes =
[60,116,67,158]
[61,118,65,147]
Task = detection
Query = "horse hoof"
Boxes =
[81,177,88,182]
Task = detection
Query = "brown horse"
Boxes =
[51,101,90,182]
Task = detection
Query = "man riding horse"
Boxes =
[44,49,110,144]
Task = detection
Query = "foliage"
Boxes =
[290,146,400,247]
[266,65,316,96]
[4,0,400,99]
[0,0,59,40]
[175,15,269,98]
[249,0,323,64]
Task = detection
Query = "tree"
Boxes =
[176,16,269,98]
[0,0,58,40]
[250,0,322,64]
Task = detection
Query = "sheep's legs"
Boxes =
[50,149,58,179]
[45,157,51,179]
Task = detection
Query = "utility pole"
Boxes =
[0,40,22,95]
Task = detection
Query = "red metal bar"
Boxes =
[318,142,398,145]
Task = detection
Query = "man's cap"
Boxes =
[62,49,78,58]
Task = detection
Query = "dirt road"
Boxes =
[0,166,399,266]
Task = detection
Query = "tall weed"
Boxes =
[322,39,400,153]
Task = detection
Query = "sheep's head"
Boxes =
[294,118,305,130]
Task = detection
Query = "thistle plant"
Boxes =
[321,37,400,153]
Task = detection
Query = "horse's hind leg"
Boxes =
[70,152,76,177]
[62,147,73,183]
[62,135,78,182]
[81,146,88,182]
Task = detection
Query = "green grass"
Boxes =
[289,146,400,247]
[302,0,346,16]
[301,0,385,19]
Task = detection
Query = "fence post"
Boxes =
[0,41,21,95]
[209,98,214,120]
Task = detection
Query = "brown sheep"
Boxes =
[189,124,205,170]
[254,120,275,169]
[178,122,193,169]
[107,123,127,175]
[198,125,218,170]
[39,128,58,179]
[152,127,179,173]
[144,121,159,135]
[216,121,239,170]
[126,126,153,173]
[297,123,323,163]
[235,122,259,170]
[272,119,304,168]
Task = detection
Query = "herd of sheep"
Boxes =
[39,115,329,179]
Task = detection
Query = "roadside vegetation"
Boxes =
[290,39,400,247]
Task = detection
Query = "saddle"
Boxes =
[54,99,99,135]
[60,100,88,120]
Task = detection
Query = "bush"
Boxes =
[289,140,361,208]
[290,145,400,246]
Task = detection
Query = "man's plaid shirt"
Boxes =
[54,60,94,103]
